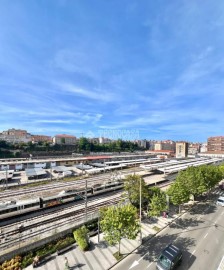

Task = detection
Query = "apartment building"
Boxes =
[99,137,112,144]
[0,128,31,143]
[207,136,224,152]
[200,143,207,153]
[176,141,188,158]
[31,135,52,143]
[53,134,77,145]
[154,140,176,152]
[188,143,200,155]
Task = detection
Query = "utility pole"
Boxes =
[50,163,52,181]
[5,167,8,189]
[85,177,88,222]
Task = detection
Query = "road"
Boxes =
[112,197,224,270]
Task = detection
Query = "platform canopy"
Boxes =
[25,168,47,177]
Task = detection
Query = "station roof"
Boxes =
[76,164,93,170]
[52,166,72,172]
[141,157,222,174]
[91,163,106,167]
[84,156,110,160]
[25,168,47,177]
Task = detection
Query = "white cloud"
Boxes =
[58,83,116,102]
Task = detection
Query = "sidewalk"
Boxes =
[24,212,179,270]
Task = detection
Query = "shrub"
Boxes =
[0,256,22,270]
[73,226,89,251]
[21,251,34,268]
[55,236,75,250]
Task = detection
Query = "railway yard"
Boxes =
[0,155,222,259]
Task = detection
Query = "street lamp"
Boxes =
[85,177,88,222]
[98,210,100,243]
[82,162,88,223]
[139,177,142,244]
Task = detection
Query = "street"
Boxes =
[111,196,224,270]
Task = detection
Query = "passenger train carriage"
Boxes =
[0,180,124,220]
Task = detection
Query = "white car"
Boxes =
[216,196,224,206]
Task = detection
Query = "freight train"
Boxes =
[0,180,124,220]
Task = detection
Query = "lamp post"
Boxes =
[82,162,88,222]
[85,177,88,222]
[98,210,100,243]
[139,177,142,244]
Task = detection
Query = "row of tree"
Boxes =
[99,164,224,255]
[167,165,223,212]
[0,138,143,157]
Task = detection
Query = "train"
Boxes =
[0,180,124,220]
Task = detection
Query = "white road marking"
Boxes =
[204,233,208,238]
[190,249,196,258]
[146,262,153,268]
[129,252,149,269]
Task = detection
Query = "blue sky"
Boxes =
[0,0,224,142]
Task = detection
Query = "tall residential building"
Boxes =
[200,143,207,153]
[136,139,148,149]
[176,141,188,158]
[207,136,224,152]
[154,140,176,151]
[188,143,200,155]
[53,134,77,145]
[99,137,111,144]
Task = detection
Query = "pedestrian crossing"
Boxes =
[212,189,224,196]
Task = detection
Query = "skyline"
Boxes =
[0,1,224,141]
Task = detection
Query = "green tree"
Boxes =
[123,175,149,208]
[167,179,190,213]
[100,204,139,256]
[148,188,167,217]
[78,137,90,152]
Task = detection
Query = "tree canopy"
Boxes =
[167,164,223,212]
[148,187,167,217]
[123,174,149,208]
[100,204,139,255]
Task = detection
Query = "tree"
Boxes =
[167,179,190,213]
[100,204,139,256]
[123,174,149,208]
[148,188,167,217]
[174,165,223,199]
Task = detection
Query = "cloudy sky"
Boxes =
[0,0,224,142]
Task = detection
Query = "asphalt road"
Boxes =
[111,197,224,270]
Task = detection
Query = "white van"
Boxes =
[216,196,224,206]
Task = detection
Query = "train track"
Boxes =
[0,168,143,200]
[0,178,174,254]
[0,193,122,253]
